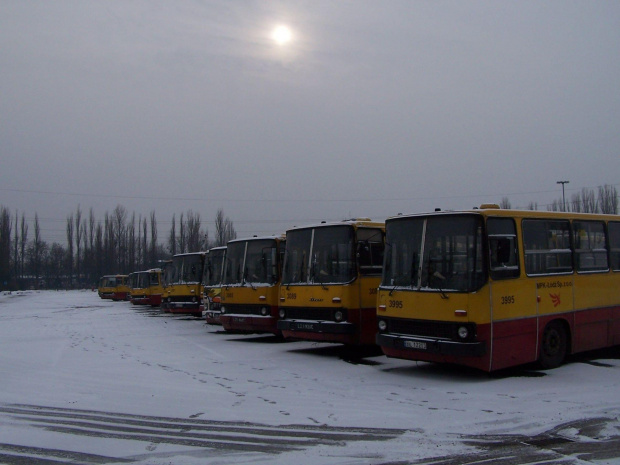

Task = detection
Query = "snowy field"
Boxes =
[1,290,620,465]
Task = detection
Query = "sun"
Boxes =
[271,25,293,45]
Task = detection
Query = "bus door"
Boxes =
[522,219,575,361]
[487,217,537,370]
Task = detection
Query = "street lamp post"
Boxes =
[557,180,569,212]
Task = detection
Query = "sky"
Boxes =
[1,1,619,245]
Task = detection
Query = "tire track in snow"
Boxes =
[395,417,620,465]
[0,403,407,464]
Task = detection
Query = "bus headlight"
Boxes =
[279,308,286,319]
[334,310,344,322]
[220,306,226,314]
[378,320,387,331]
[457,326,469,339]
[260,307,269,316]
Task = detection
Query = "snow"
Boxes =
[1,290,620,464]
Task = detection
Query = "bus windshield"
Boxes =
[162,262,173,287]
[224,239,279,286]
[138,272,150,288]
[283,225,356,285]
[171,254,203,284]
[131,272,148,289]
[204,249,225,286]
[100,276,116,287]
[382,215,486,292]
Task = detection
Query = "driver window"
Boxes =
[487,217,520,279]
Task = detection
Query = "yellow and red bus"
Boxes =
[219,236,286,334]
[129,269,163,307]
[203,246,227,325]
[277,219,385,345]
[98,274,130,301]
[376,205,620,371]
[163,252,206,317]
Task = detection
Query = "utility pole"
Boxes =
[557,180,569,212]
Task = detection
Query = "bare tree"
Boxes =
[214,209,236,246]
[499,197,511,209]
[185,210,206,252]
[104,213,113,273]
[598,184,618,214]
[0,207,11,289]
[224,218,237,244]
[86,208,96,284]
[66,214,74,287]
[570,193,582,212]
[46,242,65,288]
[20,213,28,280]
[142,216,148,268]
[178,212,185,253]
[168,213,176,256]
[95,222,104,279]
[128,212,136,271]
[75,206,83,284]
[526,202,538,210]
[32,213,43,285]
[13,210,18,282]
[112,205,128,271]
[150,211,158,266]
[580,188,597,213]
[548,199,564,212]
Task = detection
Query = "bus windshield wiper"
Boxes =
[311,260,328,290]
[432,271,449,300]
[318,270,328,290]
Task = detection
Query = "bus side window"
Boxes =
[357,228,385,276]
[523,219,572,275]
[487,218,519,279]
[610,222,620,271]
[573,220,608,273]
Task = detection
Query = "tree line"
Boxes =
[500,184,618,213]
[0,205,236,291]
[1,184,617,291]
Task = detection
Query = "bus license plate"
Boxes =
[233,317,246,323]
[404,340,427,350]
[294,322,317,331]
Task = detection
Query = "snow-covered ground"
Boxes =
[1,290,620,464]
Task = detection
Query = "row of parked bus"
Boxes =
[98,205,620,372]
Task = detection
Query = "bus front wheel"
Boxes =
[539,321,568,369]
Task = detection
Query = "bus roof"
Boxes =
[388,205,620,222]
[287,218,385,232]
[172,251,207,258]
[227,234,286,244]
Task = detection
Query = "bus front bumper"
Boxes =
[220,315,279,334]
[277,319,355,335]
[377,333,486,357]
[168,302,201,314]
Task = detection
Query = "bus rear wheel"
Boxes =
[539,321,568,369]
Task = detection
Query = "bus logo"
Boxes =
[550,293,561,307]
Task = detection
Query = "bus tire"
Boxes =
[539,321,568,369]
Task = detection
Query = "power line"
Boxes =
[4,184,618,204]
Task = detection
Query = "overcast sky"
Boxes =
[1,1,619,244]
